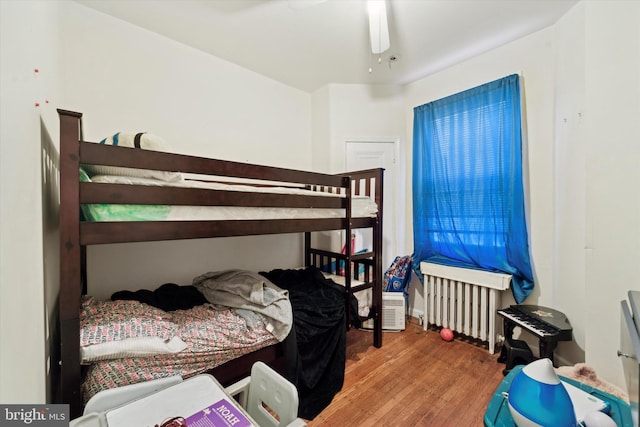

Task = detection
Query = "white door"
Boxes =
[346,140,399,271]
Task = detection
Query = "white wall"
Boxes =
[553,0,588,370]
[310,85,331,173]
[59,3,311,167]
[324,84,406,174]
[57,1,314,299]
[0,0,61,405]
[583,0,640,387]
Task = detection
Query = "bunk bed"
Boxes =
[55,109,384,418]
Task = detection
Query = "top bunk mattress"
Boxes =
[80,173,379,222]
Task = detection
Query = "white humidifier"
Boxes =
[508,358,577,427]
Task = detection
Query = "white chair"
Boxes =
[70,376,184,427]
[83,375,183,415]
[71,364,306,427]
[225,361,307,427]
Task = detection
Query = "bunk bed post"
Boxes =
[304,231,311,267]
[373,168,384,348]
[57,109,84,417]
[343,176,353,331]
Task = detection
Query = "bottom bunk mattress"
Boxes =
[79,294,281,404]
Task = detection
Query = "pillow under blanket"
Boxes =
[79,296,187,363]
[82,132,183,182]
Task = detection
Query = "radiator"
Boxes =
[421,262,511,354]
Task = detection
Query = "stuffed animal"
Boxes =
[556,363,629,402]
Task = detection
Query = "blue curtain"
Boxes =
[412,74,534,303]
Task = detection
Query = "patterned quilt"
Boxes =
[80,297,278,403]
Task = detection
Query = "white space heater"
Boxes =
[421,262,511,354]
[364,292,406,331]
[382,292,406,330]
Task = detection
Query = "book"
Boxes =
[183,398,254,427]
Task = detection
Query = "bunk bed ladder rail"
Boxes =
[350,169,384,348]
[304,168,383,348]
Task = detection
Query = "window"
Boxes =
[412,74,533,303]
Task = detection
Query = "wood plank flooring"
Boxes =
[306,318,506,426]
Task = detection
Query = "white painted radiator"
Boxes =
[421,262,511,354]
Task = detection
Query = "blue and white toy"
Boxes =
[508,358,577,427]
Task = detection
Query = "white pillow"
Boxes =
[83,132,183,182]
[80,336,188,363]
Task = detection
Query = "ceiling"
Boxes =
[75,0,579,92]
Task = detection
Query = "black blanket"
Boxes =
[261,267,359,420]
[111,283,207,311]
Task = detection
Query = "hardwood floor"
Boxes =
[306,318,506,426]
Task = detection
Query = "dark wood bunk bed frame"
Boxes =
[55,109,384,417]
